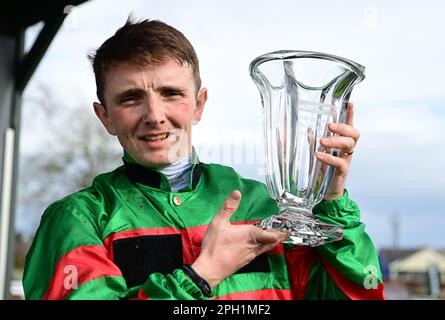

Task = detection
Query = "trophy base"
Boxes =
[256,211,343,247]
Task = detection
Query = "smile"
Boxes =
[142,133,170,141]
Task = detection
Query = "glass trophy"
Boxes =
[249,50,365,246]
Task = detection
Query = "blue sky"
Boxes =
[18,0,445,249]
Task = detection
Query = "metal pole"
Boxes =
[0,28,24,300]
[0,128,15,300]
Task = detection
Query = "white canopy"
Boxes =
[390,247,445,273]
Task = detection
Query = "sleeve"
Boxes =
[22,203,210,300]
[303,189,384,300]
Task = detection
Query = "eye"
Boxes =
[120,95,142,105]
[163,90,183,97]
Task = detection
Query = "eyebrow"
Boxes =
[157,85,187,94]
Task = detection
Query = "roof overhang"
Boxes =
[0,0,90,91]
[0,0,89,36]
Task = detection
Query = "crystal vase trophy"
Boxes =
[249,50,365,246]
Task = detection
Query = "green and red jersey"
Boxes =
[23,154,384,300]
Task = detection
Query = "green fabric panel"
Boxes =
[304,261,349,300]
[312,190,383,287]
[65,276,128,300]
[141,269,207,300]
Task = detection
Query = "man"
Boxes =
[23,18,384,300]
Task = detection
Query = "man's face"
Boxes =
[94,59,207,167]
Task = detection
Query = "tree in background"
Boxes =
[10,85,122,297]
[17,84,122,238]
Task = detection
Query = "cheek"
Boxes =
[109,119,136,140]
[169,103,196,126]
[113,110,139,127]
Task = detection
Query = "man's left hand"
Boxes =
[316,102,360,200]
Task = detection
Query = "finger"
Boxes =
[320,136,355,151]
[346,102,354,127]
[217,190,242,223]
[316,151,349,172]
[327,123,360,142]
[251,228,288,244]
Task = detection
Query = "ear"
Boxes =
[93,102,117,135]
[192,87,207,125]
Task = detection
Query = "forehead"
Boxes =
[103,59,195,93]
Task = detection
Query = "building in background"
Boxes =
[380,246,445,299]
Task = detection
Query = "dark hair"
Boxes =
[88,17,201,105]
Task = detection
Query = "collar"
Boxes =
[122,149,202,192]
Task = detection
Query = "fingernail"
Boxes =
[329,123,337,129]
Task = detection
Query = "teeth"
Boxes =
[144,133,169,141]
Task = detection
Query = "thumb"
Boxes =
[217,190,242,223]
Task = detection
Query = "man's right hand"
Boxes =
[191,190,289,288]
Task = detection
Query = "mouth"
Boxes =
[141,132,170,142]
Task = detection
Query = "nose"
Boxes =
[142,96,166,126]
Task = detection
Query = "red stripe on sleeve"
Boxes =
[42,245,123,300]
[322,258,385,300]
